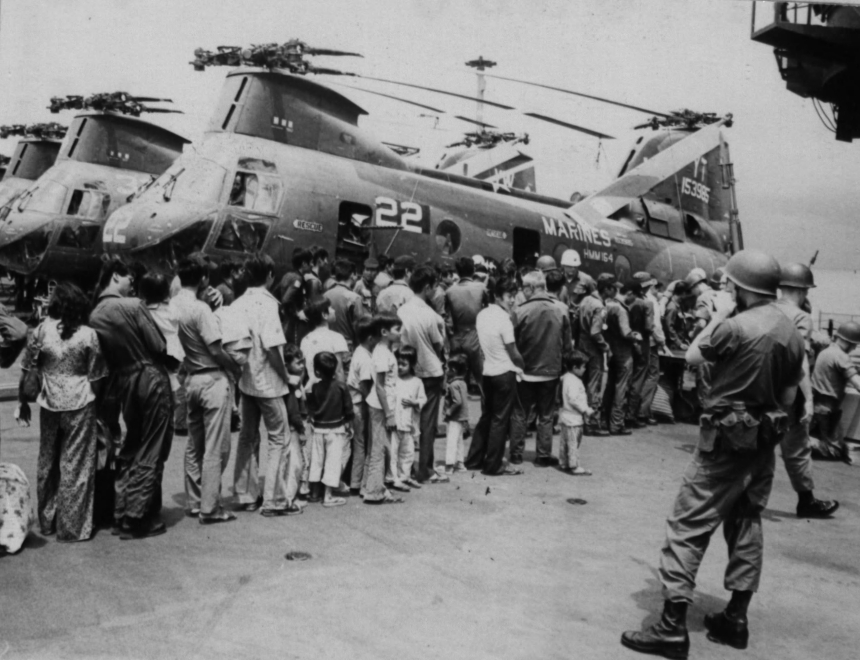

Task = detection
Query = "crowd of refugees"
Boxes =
[0,244,852,560]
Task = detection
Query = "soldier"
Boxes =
[621,250,805,658]
[579,274,615,436]
[558,248,596,331]
[626,273,655,427]
[662,281,695,351]
[603,282,642,435]
[775,263,839,518]
[687,266,718,410]
[810,321,860,463]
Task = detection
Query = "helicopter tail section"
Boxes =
[437,143,536,193]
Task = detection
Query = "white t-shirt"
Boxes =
[347,344,374,404]
[476,304,517,377]
[300,326,349,388]
[366,342,397,411]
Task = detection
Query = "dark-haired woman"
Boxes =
[20,282,108,542]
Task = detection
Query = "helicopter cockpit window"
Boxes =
[21,181,68,215]
[214,214,270,253]
[57,223,101,249]
[228,171,281,215]
[435,219,461,256]
[67,190,110,220]
[144,159,227,205]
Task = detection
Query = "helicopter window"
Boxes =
[11,144,27,176]
[57,223,101,249]
[67,190,110,220]
[435,219,461,256]
[684,215,705,241]
[228,171,282,215]
[22,181,68,214]
[145,159,227,205]
[215,214,270,253]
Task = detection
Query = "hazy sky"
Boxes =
[2,0,860,269]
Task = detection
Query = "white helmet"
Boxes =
[560,249,581,268]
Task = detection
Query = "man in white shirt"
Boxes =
[465,277,525,475]
[231,255,296,516]
[397,266,446,483]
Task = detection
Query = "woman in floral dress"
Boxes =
[19,282,108,542]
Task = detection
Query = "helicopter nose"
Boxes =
[0,211,54,274]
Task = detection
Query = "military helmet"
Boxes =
[536,255,557,272]
[709,267,725,289]
[835,321,860,344]
[724,249,781,296]
[684,267,707,288]
[779,262,816,289]
[560,249,581,268]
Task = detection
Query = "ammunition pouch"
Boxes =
[698,408,788,454]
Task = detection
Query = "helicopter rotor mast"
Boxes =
[465,56,497,128]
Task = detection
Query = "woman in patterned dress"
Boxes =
[19,282,108,542]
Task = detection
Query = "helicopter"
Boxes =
[0,94,189,281]
[0,124,67,211]
[100,47,740,288]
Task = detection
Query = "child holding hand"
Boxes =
[444,355,470,474]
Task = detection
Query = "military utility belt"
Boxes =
[699,403,789,454]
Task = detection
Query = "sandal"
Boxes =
[198,510,237,525]
[322,497,347,508]
[390,483,411,492]
[365,496,405,505]
[499,466,524,476]
[570,468,593,476]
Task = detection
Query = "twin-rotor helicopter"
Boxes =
[0,39,741,291]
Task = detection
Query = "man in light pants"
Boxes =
[232,254,297,516]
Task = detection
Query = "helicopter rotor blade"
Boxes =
[308,65,357,77]
[305,48,364,57]
[331,83,448,113]
[141,108,185,114]
[358,76,516,110]
[522,113,613,139]
[130,96,174,104]
[453,115,497,129]
[484,73,672,118]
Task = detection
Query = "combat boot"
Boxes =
[621,599,689,659]
[704,610,749,649]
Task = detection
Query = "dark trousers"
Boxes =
[583,350,605,427]
[628,342,650,421]
[451,329,483,390]
[116,365,174,523]
[638,345,660,419]
[465,371,517,474]
[415,376,444,482]
[510,378,559,461]
[605,352,633,432]
[811,396,845,460]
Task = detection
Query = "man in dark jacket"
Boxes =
[509,270,569,466]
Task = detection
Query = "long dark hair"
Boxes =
[47,282,91,340]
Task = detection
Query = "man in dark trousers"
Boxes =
[603,283,642,435]
[445,256,486,392]
[579,274,615,436]
[90,257,174,539]
[509,270,568,466]
[621,250,804,658]
[627,273,655,427]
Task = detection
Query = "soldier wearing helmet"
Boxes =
[775,263,839,518]
[622,250,805,658]
[535,254,557,273]
[558,249,596,306]
[810,320,860,463]
[685,265,723,410]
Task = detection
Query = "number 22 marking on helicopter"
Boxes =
[374,196,430,233]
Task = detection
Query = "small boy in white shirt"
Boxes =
[391,345,426,491]
[559,351,594,476]
[347,317,378,493]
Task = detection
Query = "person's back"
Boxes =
[514,293,565,378]
[446,278,485,333]
[705,302,804,414]
[605,299,634,357]
[811,342,854,403]
[90,295,165,372]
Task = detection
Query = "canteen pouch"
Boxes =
[698,413,718,452]
[758,410,789,450]
[718,410,760,453]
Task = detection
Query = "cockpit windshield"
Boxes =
[18,180,68,215]
[142,158,228,206]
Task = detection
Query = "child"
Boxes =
[346,317,378,494]
[306,352,354,507]
[281,343,308,512]
[559,351,594,475]
[444,355,470,474]
[391,345,427,490]
[363,313,405,504]
[300,298,350,387]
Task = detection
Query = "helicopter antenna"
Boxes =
[0,122,67,140]
[190,41,362,76]
[48,92,183,117]
[465,56,497,127]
